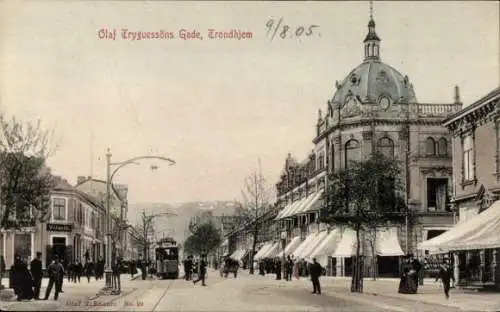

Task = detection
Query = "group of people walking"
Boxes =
[65,257,105,283]
[182,254,207,286]
[9,252,115,302]
[257,255,325,295]
[398,254,455,299]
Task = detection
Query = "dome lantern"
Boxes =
[363,0,381,61]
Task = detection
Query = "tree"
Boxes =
[184,221,221,256]
[0,112,56,290]
[238,160,272,275]
[319,152,406,293]
[0,113,56,229]
[135,210,155,262]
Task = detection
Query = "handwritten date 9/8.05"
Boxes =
[266,18,319,41]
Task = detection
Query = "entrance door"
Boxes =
[52,237,67,262]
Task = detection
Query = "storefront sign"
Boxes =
[47,223,73,232]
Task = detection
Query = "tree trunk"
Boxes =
[351,227,363,293]
[249,226,258,275]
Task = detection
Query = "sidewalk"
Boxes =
[0,274,138,311]
[298,275,500,312]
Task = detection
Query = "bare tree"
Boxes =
[0,112,57,289]
[135,210,155,263]
[239,160,272,275]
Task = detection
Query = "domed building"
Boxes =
[271,12,463,278]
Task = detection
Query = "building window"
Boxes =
[377,137,394,159]
[437,137,448,156]
[463,135,474,181]
[317,153,325,171]
[52,198,66,221]
[425,137,435,156]
[345,139,361,168]
[427,178,449,211]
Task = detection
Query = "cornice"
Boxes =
[313,118,445,144]
[445,96,499,135]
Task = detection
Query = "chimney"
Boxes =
[77,176,87,185]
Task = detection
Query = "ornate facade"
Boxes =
[443,87,500,287]
[273,14,461,277]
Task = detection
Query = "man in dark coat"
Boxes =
[435,262,453,299]
[56,258,65,294]
[193,254,207,286]
[30,252,43,300]
[44,258,61,300]
[184,256,193,281]
[309,258,323,295]
[411,255,422,292]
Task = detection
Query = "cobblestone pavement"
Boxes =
[2,270,499,312]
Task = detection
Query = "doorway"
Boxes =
[52,237,67,261]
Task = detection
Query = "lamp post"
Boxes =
[280,231,287,280]
[103,148,176,293]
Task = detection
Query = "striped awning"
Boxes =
[254,243,274,260]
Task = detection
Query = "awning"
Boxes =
[290,233,317,259]
[332,228,358,257]
[375,227,404,256]
[230,249,247,261]
[254,242,274,260]
[295,191,324,215]
[284,193,316,218]
[308,228,342,259]
[262,242,281,259]
[276,199,304,220]
[278,236,301,258]
[418,200,500,253]
[299,231,329,260]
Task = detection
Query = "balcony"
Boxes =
[410,103,461,117]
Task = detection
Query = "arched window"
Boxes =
[345,139,361,168]
[437,137,448,156]
[425,137,436,156]
[377,137,394,159]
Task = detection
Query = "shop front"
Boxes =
[45,223,73,265]
[418,200,500,289]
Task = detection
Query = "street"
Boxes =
[1,270,480,312]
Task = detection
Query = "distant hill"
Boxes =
[128,201,238,245]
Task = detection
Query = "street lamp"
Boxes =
[103,148,176,294]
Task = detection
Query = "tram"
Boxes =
[155,238,179,279]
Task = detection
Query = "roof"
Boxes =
[443,87,500,127]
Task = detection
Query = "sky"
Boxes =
[0,1,498,206]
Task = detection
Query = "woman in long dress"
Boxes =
[12,256,34,301]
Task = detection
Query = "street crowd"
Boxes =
[7,251,115,302]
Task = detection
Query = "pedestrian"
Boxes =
[309,258,323,295]
[12,255,34,301]
[73,259,82,283]
[43,257,61,300]
[56,258,65,294]
[275,258,281,280]
[193,254,207,286]
[411,255,422,292]
[30,252,43,300]
[184,256,193,281]
[435,261,453,299]
[85,260,93,283]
